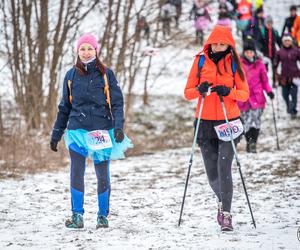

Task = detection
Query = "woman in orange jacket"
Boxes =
[184,25,249,231]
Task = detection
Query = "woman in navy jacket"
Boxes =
[50,34,132,229]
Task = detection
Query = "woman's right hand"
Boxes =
[50,140,58,152]
[196,81,212,94]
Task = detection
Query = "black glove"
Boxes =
[212,85,231,97]
[267,91,275,99]
[114,129,124,143]
[50,140,58,152]
[196,81,212,95]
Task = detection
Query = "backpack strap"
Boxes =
[67,67,76,104]
[197,54,206,79]
[231,58,237,75]
[103,73,113,118]
[231,55,237,87]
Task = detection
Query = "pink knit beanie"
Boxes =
[76,34,99,53]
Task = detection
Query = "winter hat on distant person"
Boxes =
[265,15,273,24]
[243,36,256,52]
[76,34,99,53]
[282,33,293,42]
[255,6,264,16]
[290,5,297,11]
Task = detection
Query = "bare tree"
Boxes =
[1,0,99,129]
[0,96,3,145]
[97,0,165,118]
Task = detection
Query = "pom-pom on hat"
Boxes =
[76,34,99,54]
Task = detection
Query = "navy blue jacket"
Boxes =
[51,60,124,141]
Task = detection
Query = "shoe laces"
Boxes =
[98,215,107,223]
[223,212,231,220]
[73,213,82,223]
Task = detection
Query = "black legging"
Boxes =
[199,138,234,212]
[245,128,260,143]
[282,83,298,115]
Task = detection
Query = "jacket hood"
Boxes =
[203,25,236,51]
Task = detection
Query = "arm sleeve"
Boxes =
[184,56,201,100]
[297,48,300,61]
[107,69,124,130]
[260,62,272,93]
[292,17,300,39]
[273,50,280,69]
[227,69,249,102]
[281,20,287,38]
[51,72,72,141]
[275,30,281,47]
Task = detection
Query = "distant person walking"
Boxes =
[238,37,274,153]
[274,33,300,119]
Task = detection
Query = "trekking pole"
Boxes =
[271,99,280,150]
[178,93,205,227]
[275,85,280,118]
[218,95,256,228]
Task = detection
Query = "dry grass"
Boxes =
[0,131,68,179]
[0,95,194,179]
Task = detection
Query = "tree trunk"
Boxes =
[0,96,3,145]
[143,56,152,105]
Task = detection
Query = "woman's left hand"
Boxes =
[212,85,231,96]
[114,129,124,143]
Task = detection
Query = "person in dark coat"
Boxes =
[244,7,265,51]
[170,0,182,27]
[50,34,132,229]
[259,15,281,86]
[281,5,298,40]
[274,33,300,119]
[136,16,150,43]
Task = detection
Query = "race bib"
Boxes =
[214,119,244,142]
[86,130,112,150]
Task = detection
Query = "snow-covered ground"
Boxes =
[0,99,299,249]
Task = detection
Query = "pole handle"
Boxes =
[218,95,224,103]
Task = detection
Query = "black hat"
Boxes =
[255,6,264,16]
[243,36,256,52]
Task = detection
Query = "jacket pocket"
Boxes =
[91,106,111,119]
[91,107,112,129]
[69,111,91,128]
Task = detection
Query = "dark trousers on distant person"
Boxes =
[281,82,298,115]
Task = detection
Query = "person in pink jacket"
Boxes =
[238,37,274,153]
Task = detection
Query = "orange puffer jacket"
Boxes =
[292,16,300,47]
[184,25,249,121]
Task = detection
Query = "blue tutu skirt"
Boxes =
[64,129,133,162]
